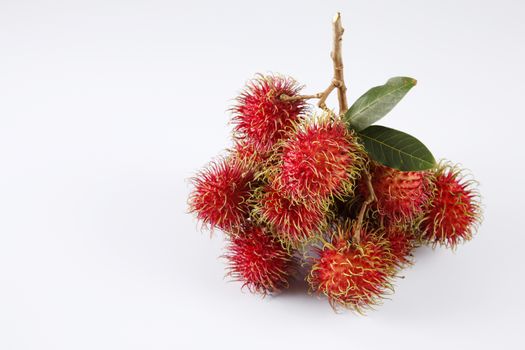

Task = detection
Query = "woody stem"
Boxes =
[280,13,348,117]
[354,171,376,244]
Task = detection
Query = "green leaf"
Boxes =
[344,77,417,132]
[358,125,436,171]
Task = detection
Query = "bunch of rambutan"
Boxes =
[188,14,482,313]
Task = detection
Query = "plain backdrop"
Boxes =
[1,0,524,349]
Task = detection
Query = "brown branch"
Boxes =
[280,92,323,102]
[316,13,348,116]
[317,84,336,110]
[354,171,376,244]
[332,13,348,116]
[283,13,348,118]
[279,12,348,115]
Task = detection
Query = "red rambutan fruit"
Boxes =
[384,225,415,268]
[421,163,481,248]
[275,116,363,204]
[308,223,395,312]
[364,164,431,223]
[189,157,254,233]
[232,140,269,168]
[256,185,327,246]
[232,75,306,153]
[225,225,294,294]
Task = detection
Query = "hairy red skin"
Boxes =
[189,158,254,233]
[364,165,431,223]
[385,225,415,268]
[422,166,480,247]
[257,185,326,246]
[232,75,305,153]
[232,140,269,168]
[276,118,362,204]
[225,226,293,294]
[308,225,394,312]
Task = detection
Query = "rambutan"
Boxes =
[364,164,431,223]
[231,140,269,169]
[189,157,254,233]
[275,116,363,204]
[421,163,481,248]
[384,225,415,268]
[231,75,306,153]
[255,185,327,246]
[308,223,395,312]
[225,225,294,294]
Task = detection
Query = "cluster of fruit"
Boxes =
[188,74,480,312]
[188,14,481,312]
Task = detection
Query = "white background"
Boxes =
[1,0,524,349]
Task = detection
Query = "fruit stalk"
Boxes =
[280,92,323,102]
[318,13,348,115]
[354,171,376,243]
[332,12,348,115]
[280,12,348,117]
